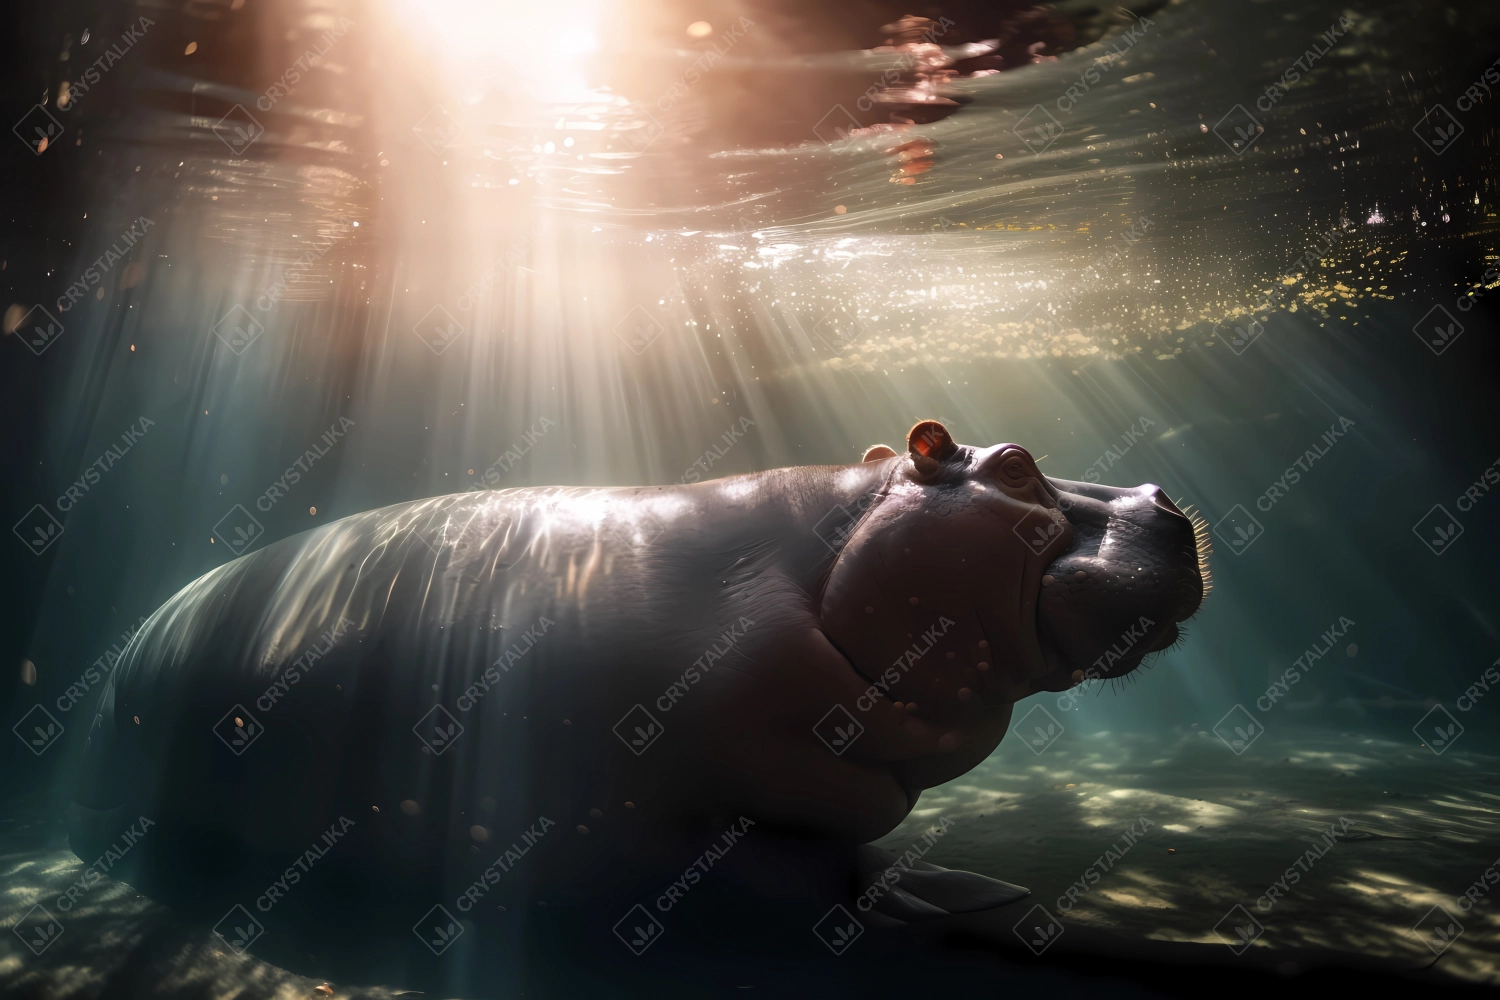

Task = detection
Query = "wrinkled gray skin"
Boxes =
[69,422,1204,907]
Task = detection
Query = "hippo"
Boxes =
[67,420,1207,934]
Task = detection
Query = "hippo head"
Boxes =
[819,420,1208,782]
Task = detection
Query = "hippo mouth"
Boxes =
[1032,477,1211,690]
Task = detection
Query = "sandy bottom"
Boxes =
[875,724,1500,984]
[2,726,1496,997]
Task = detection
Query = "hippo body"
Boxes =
[69,423,1205,920]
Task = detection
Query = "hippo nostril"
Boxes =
[1144,487,1187,520]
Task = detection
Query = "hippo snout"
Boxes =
[1035,477,1210,687]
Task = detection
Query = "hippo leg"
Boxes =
[856,844,1030,923]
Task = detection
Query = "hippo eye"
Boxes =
[979,444,1043,489]
[991,446,1037,487]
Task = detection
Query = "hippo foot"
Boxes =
[856,844,1030,923]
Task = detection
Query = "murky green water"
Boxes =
[4,0,1499,994]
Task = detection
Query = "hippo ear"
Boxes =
[907,420,959,477]
[862,444,898,462]
[908,420,958,459]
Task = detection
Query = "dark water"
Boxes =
[3,0,1499,994]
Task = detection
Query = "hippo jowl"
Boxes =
[68,421,1207,919]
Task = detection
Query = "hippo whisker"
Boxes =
[1179,500,1214,600]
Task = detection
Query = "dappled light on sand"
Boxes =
[880,727,1500,982]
